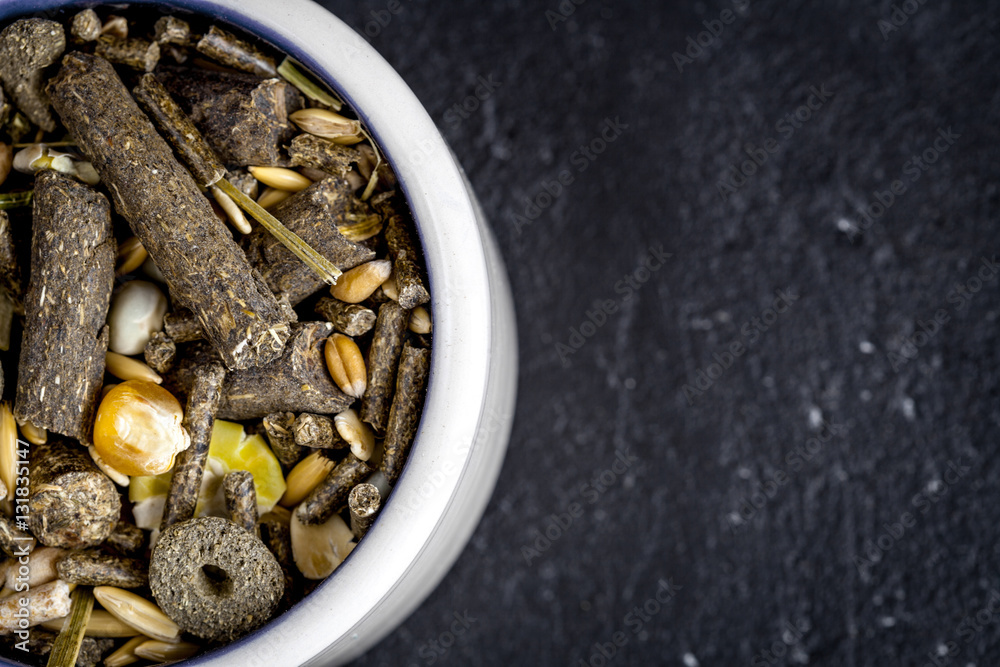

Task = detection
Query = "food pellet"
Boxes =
[150,517,283,642]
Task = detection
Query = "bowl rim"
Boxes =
[0,1,507,665]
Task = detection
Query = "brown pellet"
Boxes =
[360,301,408,433]
[14,170,114,444]
[224,470,258,534]
[196,25,277,77]
[293,412,345,450]
[259,512,295,611]
[106,522,145,557]
[156,66,302,168]
[0,19,65,131]
[288,133,360,179]
[161,363,226,528]
[144,330,176,374]
[133,73,226,188]
[150,516,283,642]
[263,411,304,470]
[70,9,102,42]
[376,194,430,310]
[315,297,377,336]
[0,514,35,557]
[348,483,381,539]
[49,53,292,371]
[380,343,431,484]
[57,551,149,588]
[28,439,121,549]
[154,16,190,45]
[96,35,160,71]
[163,309,204,343]
[298,454,373,525]
[0,210,23,315]
[166,322,353,420]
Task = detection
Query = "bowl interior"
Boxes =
[0,2,504,666]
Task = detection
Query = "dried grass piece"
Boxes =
[14,171,113,443]
[50,53,292,371]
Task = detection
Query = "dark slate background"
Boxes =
[314,1,1000,665]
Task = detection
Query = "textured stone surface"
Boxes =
[330,0,1000,665]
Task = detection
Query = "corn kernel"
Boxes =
[93,380,190,476]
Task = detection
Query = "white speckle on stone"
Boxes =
[624,378,636,390]
[859,340,875,354]
[808,406,823,429]
[901,396,916,420]
[928,479,943,493]
[683,653,700,667]
[837,217,855,232]
[879,616,896,627]
[936,642,950,656]
[860,389,873,401]
[737,467,752,479]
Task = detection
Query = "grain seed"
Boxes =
[0,402,16,498]
[17,418,45,445]
[290,108,362,143]
[0,143,11,188]
[290,504,354,579]
[134,639,201,662]
[381,273,399,301]
[330,259,392,304]
[212,185,251,234]
[280,451,336,508]
[88,446,129,486]
[335,408,375,461]
[103,635,147,667]
[257,186,292,210]
[409,306,432,334]
[325,334,366,399]
[92,586,180,642]
[115,237,147,276]
[42,609,141,637]
[248,166,312,192]
[105,351,163,384]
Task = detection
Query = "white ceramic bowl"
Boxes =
[0,1,517,664]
